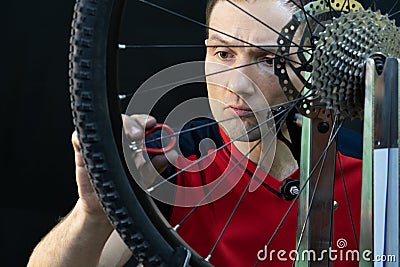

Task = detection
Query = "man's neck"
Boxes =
[233,127,298,181]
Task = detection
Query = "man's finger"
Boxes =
[134,114,157,130]
[123,114,156,140]
[72,131,85,168]
[151,150,179,173]
[139,150,179,187]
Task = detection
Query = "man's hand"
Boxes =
[28,114,178,267]
[73,114,178,215]
[122,114,178,188]
[72,131,105,215]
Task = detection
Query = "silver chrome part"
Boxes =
[296,116,336,267]
[360,57,400,266]
[290,186,299,196]
[128,141,143,153]
[183,248,192,267]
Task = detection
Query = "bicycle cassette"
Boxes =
[312,9,400,119]
[274,0,364,120]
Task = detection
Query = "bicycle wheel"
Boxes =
[69,0,400,266]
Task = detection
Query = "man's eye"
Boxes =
[260,56,274,65]
[216,51,232,60]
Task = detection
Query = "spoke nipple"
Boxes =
[147,187,154,193]
[118,94,127,100]
[173,224,180,231]
[205,255,212,262]
[293,113,303,127]
[333,200,339,211]
[118,44,126,49]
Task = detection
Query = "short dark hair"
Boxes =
[205,0,326,38]
[205,0,313,27]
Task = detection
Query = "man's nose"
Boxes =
[227,65,255,96]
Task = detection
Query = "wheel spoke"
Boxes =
[225,0,311,55]
[295,116,340,251]
[144,96,308,146]
[389,0,400,16]
[147,76,313,193]
[173,99,299,230]
[389,9,400,19]
[253,118,344,266]
[118,44,313,49]
[205,103,294,262]
[118,48,312,99]
[322,0,340,18]
[298,0,315,37]
[337,152,359,251]
[138,0,307,65]
[340,0,351,13]
[146,106,291,193]
[287,0,327,29]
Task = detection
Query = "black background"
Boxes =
[2,1,399,266]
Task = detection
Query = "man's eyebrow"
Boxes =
[207,34,235,45]
[207,34,277,54]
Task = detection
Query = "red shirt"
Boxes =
[169,127,362,266]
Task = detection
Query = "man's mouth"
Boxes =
[226,105,253,117]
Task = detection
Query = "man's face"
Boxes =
[205,0,292,141]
